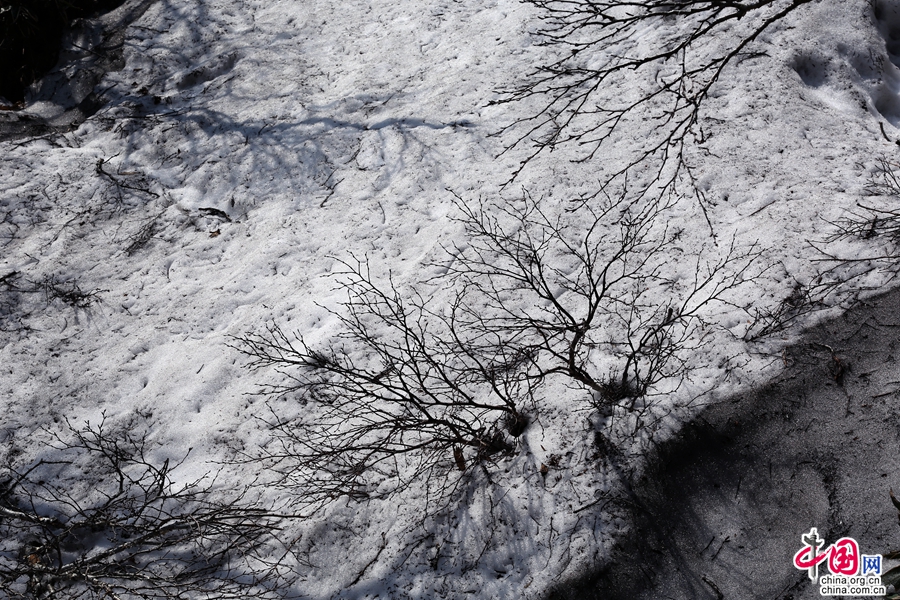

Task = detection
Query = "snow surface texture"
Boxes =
[3,0,900,597]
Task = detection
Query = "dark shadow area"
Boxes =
[791,53,829,88]
[549,287,900,599]
[0,0,155,141]
[0,0,127,103]
[875,0,900,69]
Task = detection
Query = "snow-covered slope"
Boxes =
[3,0,900,597]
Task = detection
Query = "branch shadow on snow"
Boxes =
[547,286,900,599]
[0,416,291,599]
[90,96,473,214]
[320,465,575,598]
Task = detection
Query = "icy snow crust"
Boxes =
[3,0,900,597]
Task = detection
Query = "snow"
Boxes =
[3,0,900,597]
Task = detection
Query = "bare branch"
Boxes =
[0,418,292,599]
[235,190,759,514]
[495,0,814,207]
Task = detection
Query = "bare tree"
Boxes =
[496,0,816,210]
[443,192,759,405]
[0,419,291,599]
[236,191,759,512]
[236,259,531,513]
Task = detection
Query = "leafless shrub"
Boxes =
[0,272,106,334]
[812,158,900,288]
[0,419,290,600]
[236,260,528,513]
[124,216,160,256]
[443,192,758,408]
[833,159,900,244]
[37,275,102,309]
[841,202,900,244]
[236,191,759,512]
